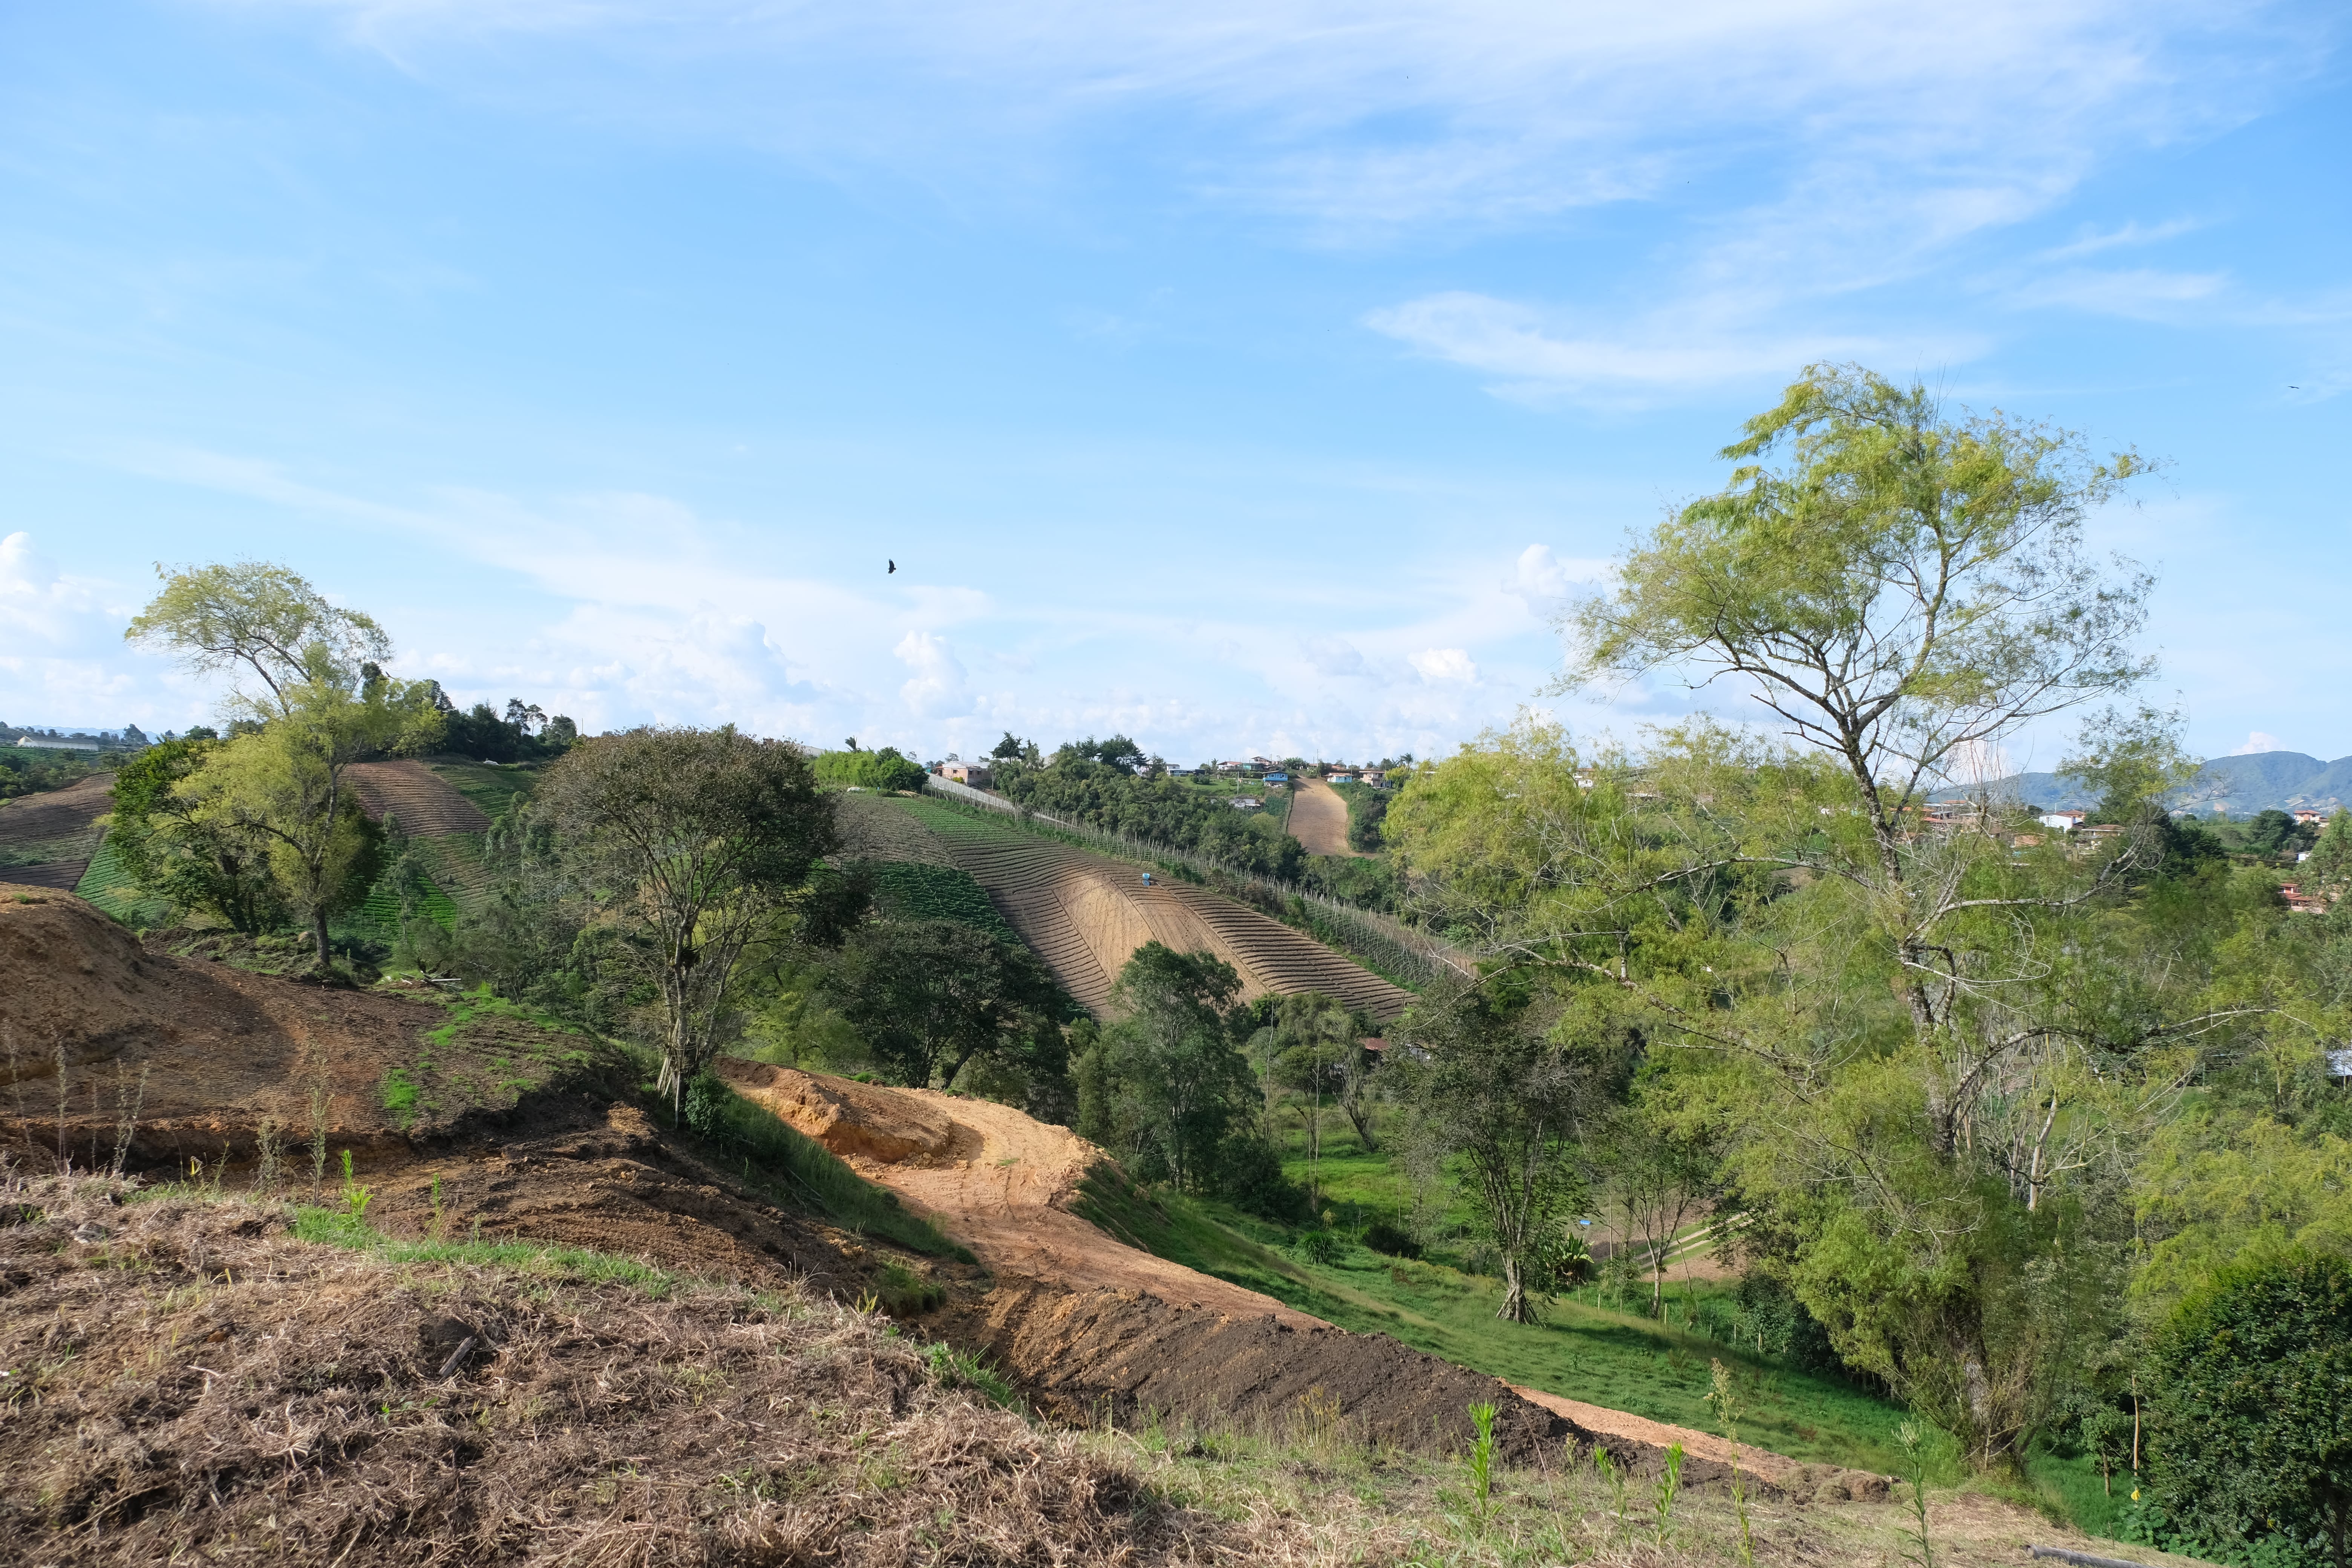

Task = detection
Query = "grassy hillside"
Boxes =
[1073,1162,1934,1480]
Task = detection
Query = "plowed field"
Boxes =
[1288,776,1360,857]
[346,759,493,836]
[0,772,113,889]
[885,800,1411,1020]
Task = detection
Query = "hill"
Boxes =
[1995,750,2352,816]
[858,792,1413,1020]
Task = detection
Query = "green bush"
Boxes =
[2143,1249,2352,1566]
[814,746,928,793]
[1363,1218,1423,1259]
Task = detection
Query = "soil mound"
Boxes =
[1,887,446,1162]
[1,883,164,1078]
[728,1063,1318,1325]
[0,1175,1182,1566]
[722,1060,958,1162]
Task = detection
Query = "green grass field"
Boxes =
[1077,1162,1945,1481]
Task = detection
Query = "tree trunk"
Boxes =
[1498,1255,1531,1322]
[311,907,332,969]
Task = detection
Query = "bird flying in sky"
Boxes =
[888,559,896,573]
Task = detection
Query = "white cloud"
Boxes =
[2005,267,2231,318]
[1503,543,1606,614]
[233,0,2319,237]
[1409,646,1478,684]
[1365,291,1987,400]
[2035,217,2204,261]
[2234,730,2286,755]
[894,630,972,718]
[1300,635,1368,677]
[1366,292,1884,394]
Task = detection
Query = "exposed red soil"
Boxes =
[723,1061,1316,1326]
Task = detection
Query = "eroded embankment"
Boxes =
[5,887,1883,1491]
[714,1060,1898,1490]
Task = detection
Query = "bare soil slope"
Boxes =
[1287,777,1360,858]
[0,887,879,1295]
[723,1061,1316,1325]
[0,773,114,889]
[900,804,1410,1020]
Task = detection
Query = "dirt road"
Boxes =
[1286,776,1359,857]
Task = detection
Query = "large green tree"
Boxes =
[125,559,391,719]
[1092,943,1261,1193]
[124,563,443,963]
[1386,977,1603,1323]
[2148,1250,2352,1566]
[106,736,284,933]
[1381,366,2296,1467]
[539,726,836,1112]
[824,918,1064,1090]
[179,671,442,963]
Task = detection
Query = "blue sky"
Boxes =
[1,1,2346,769]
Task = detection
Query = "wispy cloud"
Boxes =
[221,0,2329,237]
[2036,216,2205,261]
[1364,291,1978,401]
[2005,267,2232,318]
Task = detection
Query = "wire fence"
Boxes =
[920,775,1469,992]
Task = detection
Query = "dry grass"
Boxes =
[0,1171,1188,1565]
[0,1168,2206,1568]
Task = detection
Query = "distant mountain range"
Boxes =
[1990,752,2352,817]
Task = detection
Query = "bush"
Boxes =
[1363,1218,1423,1259]
[1213,1132,1309,1222]
[813,746,928,793]
[1295,1230,1341,1265]
[2145,1249,2352,1567]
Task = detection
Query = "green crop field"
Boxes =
[861,858,1021,943]
[73,833,173,928]
[425,758,542,818]
[353,865,461,935]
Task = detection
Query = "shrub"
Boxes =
[814,746,928,793]
[1295,1230,1341,1265]
[2146,1248,2352,1567]
[1363,1218,1423,1259]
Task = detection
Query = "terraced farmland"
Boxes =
[345,760,493,836]
[343,759,495,916]
[889,795,1411,1021]
[0,773,114,890]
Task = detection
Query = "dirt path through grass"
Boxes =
[1288,777,1358,857]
